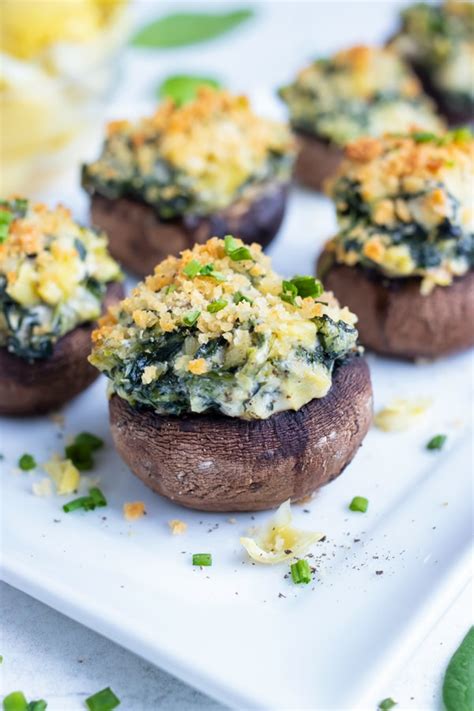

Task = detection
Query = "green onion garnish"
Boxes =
[290,559,312,584]
[0,209,13,243]
[280,276,323,305]
[233,291,253,304]
[224,235,252,261]
[3,691,28,711]
[289,275,323,298]
[349,496,369,513]
[18,454,36,471]
[63,488,107,513]
[198,263,226,281]
[378,699,397,710]
[165,284,177,294]
[207,299,227,313]
[182,310,201,327]
[183,259,202,277]
[412,131,437,143]
[65,433,103,471]
[192,553,212,566]
[85,687,120,711]
[426,434,447,451]
[280,280,298,305]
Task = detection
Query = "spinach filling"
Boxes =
[82,143,292,220]
[333,177,474,273]
[0,274,107,360]
[104,315,357,417]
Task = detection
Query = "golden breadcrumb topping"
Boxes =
[279,45,443,145]
[327,130,474,291]
[90,236,359,420]
[0,198,121,359]
[83,88,296,214]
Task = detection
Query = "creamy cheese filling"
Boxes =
[90,237,359,420]
[0,198,121,359]
[393,1,474,103]
[278,45,443,146]
[82,88,295,218]
[327,130,474,292]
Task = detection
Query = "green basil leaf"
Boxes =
[132,9,254,49]
[158,74,221,105]
[442,627,474,711]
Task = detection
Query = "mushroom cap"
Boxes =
[109,355,373,512]
[321,262,474,359]
[293,131,343,192]
[0,282,124,416]
[90,181,289,277]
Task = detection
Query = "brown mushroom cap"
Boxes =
[109,356,373,512]
[90,181,289,277]
[293,131,343,192]
[401,59,473,127]
[0,282,124,416]
[320,261,474,359]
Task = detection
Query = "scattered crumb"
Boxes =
[32,478,52,497]
[123,501,146,521]
[49,412,65,427]
[296,494,314,505]
[227,517,237,524]
[375,570,384,575]
[168,519,187,535]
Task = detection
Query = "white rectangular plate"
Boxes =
[1,3,473,707]
[1,186,473,709]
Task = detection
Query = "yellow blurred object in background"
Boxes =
[0,0,128,195]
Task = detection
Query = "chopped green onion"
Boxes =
[75,433,103,451]
[182,310,201,327]
[289,275,323,298]
[27,701,47,711]
[183,259,202,277]
[198,263,226,281]
[0,654,3,663]
[349,496,368,513]
[63,496,95,513]
[412,131,437,143]
[192,553,212,566]
[280,280,298,305]
[89,487,107,507]
[65,433,103,471]
[165,284,177,294]
[452,126,472,142]
[18,454,36,471]
[0,209,12,243]
[378,699,397,710]
[3,691,28,711]
[207,299,227,313]
[426,434,447,451]
[233,291,253,304]
[63,488,107,513]
[290,559,312,584]
[224,235,252,261]
[85,687,120,711]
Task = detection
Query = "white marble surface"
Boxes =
[1,580,472,710]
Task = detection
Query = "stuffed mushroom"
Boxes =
[82,88,296,276]
[0,198,123,415]
[278,45,444,191]
[390,1,474,125]
[90,236,373,512]
[319,130,474,359]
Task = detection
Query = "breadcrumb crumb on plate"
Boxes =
[44,455,80,495]
[123,501,146,521]
[168,519,187,535]
[32,478,52,497]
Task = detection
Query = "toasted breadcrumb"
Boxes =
[123,501,146,521]
[168,519,187,535]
